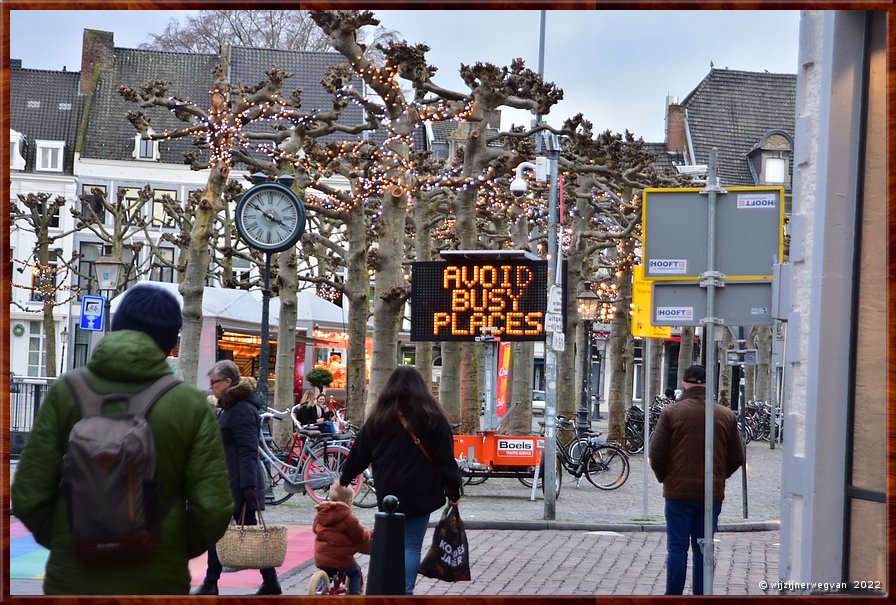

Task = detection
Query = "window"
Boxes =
[151,189,178,227]
[35,140,64,172]
[150,247,176,283]
[81,185,107,224]
[747,131,793,188]
[46,203,61,229]
[133,131,158,161]
[77,242,103,295]
[27,321,47,377]
[632,342,644,402]
[232,257,251,284]
[763,156,788,184]
[30,251,58,303]
[117,187,145,226]
[10,130,25,170]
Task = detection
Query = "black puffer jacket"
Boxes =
[216,379,265,513]
[340,415,460,517]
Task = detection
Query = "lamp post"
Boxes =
[94,246,123,334]
[59,326,68,375]
[576,284,599,437]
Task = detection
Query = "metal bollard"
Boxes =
[365,495,405,595]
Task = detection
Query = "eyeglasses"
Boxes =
[210,378,227,387]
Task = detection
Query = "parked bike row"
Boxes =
[623,395,783,453]
[259,406,636,510]
[737,400,784,445]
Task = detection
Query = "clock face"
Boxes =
[235,183,306,252]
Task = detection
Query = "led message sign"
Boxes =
[410,260,548,341]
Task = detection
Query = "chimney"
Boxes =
[80,29,114,95]
[665,97,686,153]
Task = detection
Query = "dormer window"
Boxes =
[133,130,159,161]
[747,131,793,188]
[10,130,25,170]
[35,139,64,172]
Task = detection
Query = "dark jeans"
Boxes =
[663,498,722,595]
[332,561,363,594]
[205,506,277,585]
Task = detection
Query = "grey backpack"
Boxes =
[61,368,181,560]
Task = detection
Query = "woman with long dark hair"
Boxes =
[340,365,461,595]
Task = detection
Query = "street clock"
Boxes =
[234,178,306,253]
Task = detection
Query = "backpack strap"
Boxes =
[128,373,182,418]
[64,367,182,418]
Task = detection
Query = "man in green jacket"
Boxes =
[12,284,234,594]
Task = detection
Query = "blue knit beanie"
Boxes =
[111,284,182,354]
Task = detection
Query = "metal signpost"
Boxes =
[642,150,783,595]
[630,265,671,517]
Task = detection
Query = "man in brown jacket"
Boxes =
[648,364,744,595]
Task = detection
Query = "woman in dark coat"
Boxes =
[339,366,461,594]
[193,360,281,595]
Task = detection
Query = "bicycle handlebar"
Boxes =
[262,407,292,420]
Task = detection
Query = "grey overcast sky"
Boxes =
[9,9,801,142]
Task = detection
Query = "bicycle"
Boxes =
[520,416,630,491]
[307,567,364,595]
[623,397,667,454]
[258,407,359,505]
[339,419,378,509]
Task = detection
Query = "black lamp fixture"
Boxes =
[576,282,600,437]
[59,325,69,374]
[94,246,123,334]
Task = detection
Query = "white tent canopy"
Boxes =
[109,281,347,334]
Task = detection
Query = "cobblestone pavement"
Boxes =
[272,438,783,596]
[10,433,784,596]
[261,437,782,529]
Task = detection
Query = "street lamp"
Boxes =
[59,326,69,375]
[576,283,599,437]
[94,246,123,334]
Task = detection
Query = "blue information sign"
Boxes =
[79,295,106,331]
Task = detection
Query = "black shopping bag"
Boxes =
[418,504,471,582]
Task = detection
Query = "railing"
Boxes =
[10,376,52,458]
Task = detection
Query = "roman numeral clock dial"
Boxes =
[234,181,307,253]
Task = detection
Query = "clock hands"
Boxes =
[247,200,286,226]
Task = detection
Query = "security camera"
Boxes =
[510,177,529,198]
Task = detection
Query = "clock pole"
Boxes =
[258,250,272,409]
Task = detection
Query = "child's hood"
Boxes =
[314,500,354,525]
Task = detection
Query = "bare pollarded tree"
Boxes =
[141,10,398,66]
[120,58,376,388]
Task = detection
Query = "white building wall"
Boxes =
[9,173,78,378]
[780,10,878,585]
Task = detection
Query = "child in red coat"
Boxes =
[312,483,372,594]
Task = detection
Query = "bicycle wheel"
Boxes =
[518,456,562,497]
[567,437,589,461]
[303,445,359,503]
[464,473,489,486]
[623,425,644,454]
[352,467,378,509]
[585,445,630,490]
[307,570,331,595]
[545,454,562,497]
[263,455,295,505]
